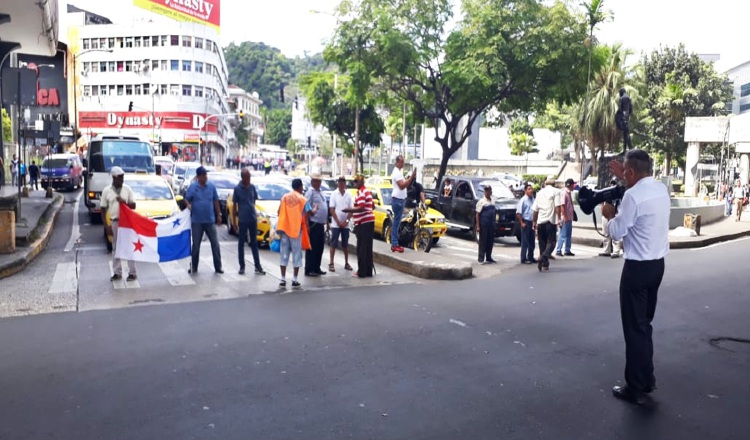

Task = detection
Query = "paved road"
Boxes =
[0,215,747,439]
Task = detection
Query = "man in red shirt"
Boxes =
[343,175,375,278]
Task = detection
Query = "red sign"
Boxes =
[78,111,219,133]
[134,0,220,31]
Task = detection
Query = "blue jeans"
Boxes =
[238,219,262,270]
[390,197,405,246]
[556,220,573,253]
[520,221,535,262]
[191,223,222,272]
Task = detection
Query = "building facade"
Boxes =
[68,12,232,164]
[726,61,750,115]
[227,85,263,155]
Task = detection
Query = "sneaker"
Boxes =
[564,252,575,256]
[126,274,137,281]
[305,271,319,277]
[110,274,122,281]
[215,268,224,274]
[555,252,563,257]
[239,268,246,275]
[292,281,301,288]
[279,280,287,287]
[391,246,404,253]
[478,260,485,265]
[255,267,266,275]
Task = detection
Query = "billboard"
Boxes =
[134,0,220,32]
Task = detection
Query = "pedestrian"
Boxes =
[100,166,137,281]
[185,166,223,274]
[555,178,576,257]
[475,185,497,264]
[404,170,426,225]
[516,184,536,264]
[276,178,314,288]
[532,176,562,272]
[233,168,265,275]
[304,172,328,277]
[19,160,26,187]
[328,176,353,272]
[29,160,40,191]
[264,159,271,175]
[10,154,18,187]
[602,149,670,405]
[733,180,745,222]
[726,186,733,216]
[389,155,416,253]
[343,174,375,278]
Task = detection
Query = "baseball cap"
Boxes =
[196,166,207,176]
[565,178,576,186]
[110,166,124,176]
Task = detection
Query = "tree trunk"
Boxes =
[664,151,673,178]
[436,144,451,189]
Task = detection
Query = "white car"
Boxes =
[491,173,523,190]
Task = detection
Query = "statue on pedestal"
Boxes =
[615,88,633,153]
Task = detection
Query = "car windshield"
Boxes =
[174,164,188,177]
[185,166,214,181]
[476,180,515,199]
[256,183,291,200]
[42,158,71,168]
[378,188,393,205]
[209,174,240,190]
[126,180,174,200]
[89,140,154,173]
[156,162,174,174]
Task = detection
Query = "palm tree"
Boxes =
[656,72,698,181]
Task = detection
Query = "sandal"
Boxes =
[328,263,336,272]
[344,263,353,271]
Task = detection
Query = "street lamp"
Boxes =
[72,49,112,144]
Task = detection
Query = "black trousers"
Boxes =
[537,222,557,268]
[477,222,494,262]
[305,222,326,274]
[620,258,664,392]
[355,222,374,277]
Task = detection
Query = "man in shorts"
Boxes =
[328,176,353,271]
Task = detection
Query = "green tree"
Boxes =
[224,42,295,110]
[264,108,292,146]
[641,44,732,175]
[509,117,539,174]
[326,0,592,185]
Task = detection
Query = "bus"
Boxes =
[84,134,155,222]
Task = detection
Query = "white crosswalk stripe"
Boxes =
[48,262,79,295]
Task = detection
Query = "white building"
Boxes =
[228,85,262,154]
[68,10,232,165]
[726,60,750,115]
[291,96,326,149]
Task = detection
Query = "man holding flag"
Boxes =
[101,166,137,281]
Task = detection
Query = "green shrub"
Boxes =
[522,174,547,186]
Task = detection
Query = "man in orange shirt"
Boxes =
[276,178,316,288]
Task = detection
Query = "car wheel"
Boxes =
[383,221,392,244]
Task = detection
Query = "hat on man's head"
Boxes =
[545,175,556,185]
[565,178,576,186]
[353,174,365,183]
[310,172,323,180]
[110,166,125,176]
[196,166,207,176]
[292,178,303,190]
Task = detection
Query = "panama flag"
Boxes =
[114,203,191,263]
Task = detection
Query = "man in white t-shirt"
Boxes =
[100,166,138,281]
[532,176,563,272]
[328,176,353,271]
[389,155,416,252]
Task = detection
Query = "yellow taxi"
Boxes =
[104,174,182,251]
[227,179,292,246]
[367,182,448,243]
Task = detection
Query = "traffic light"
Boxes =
[128,101,133,112]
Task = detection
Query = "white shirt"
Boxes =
[329,190,352,228]
[391,167,407,199]
[532,185,562,224]
[607,177,670,261]
[100,183,136,221]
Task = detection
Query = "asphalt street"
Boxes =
[0,202,748,439]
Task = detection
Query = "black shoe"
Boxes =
[255,267,266,275]
[555,252,563,257]
[110,274,122,281]
[315,270,327,275]
[305,272,319,277]
[548,254,556,260]
[537,260,542,272]
[612,385,648,405]
[126,274,137,281]
[215,268,224,274]
[279,280,287,287]
[239,268,245,275]
[521,260,528,264]
[292,281,301,288]
[564,252,575,256]
[599,252,611,257]
[188,267,196,274]
[486,259,497,264]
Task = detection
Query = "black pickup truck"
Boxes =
[425,176,521,241]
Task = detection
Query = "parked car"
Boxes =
[153,155,175,188]
[226,179,292,246]
[368,182,448,244]
[425,176,521,242]
[491,172,523,190]
[103,174,181,252]
[40,153,84,191]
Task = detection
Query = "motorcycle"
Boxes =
[383,202,434,253]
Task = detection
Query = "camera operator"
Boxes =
[601,149,670,405]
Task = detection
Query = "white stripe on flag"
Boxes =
[115,227,160,263]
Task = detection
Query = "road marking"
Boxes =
[690,236,750,251]
[48,262,78,294]
[109,262,140,289]
[64,191,83,252]
[449,318,467,327]
[158,260,196,286]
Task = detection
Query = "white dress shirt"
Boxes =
[391,167,407,199]
[532,185,562,224]
[100,184,135,221]
[607,177,670,261]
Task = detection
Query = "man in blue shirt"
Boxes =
[304,172,328,277]
[515,184,536,264]
[185,166,223,274]
[233,168,265,275]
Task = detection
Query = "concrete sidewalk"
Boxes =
[572,214,750,249]
[0,187,64,279]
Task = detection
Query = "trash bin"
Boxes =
[684,213,701,236]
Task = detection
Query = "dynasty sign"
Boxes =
[133,0,221,31]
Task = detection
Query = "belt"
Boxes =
[111,218,118,222]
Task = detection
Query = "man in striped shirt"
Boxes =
[343,175,375,278]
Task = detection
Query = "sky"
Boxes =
[67,0,747,70]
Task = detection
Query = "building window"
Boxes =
[170,35,179,46]
[83,85,91,96]
[150,36,158,47]
[100,86,107,96]
[740,103,750,113]
[82,39,90,50]
[194,86,203,97]
[182,60,191,72]
[170,60,179,71]
[99,38,107,48]
[125,61,133,72]
[109,85,116,95]
[99,62,107,72]
[108,61,116,72]
[125,37,133,48]
[107,37,114,49]
[126,85,133,96]
[170,84,180,96]
[194,62,203,73]
[135,37,142,48]
[158,84,167,95]
[741,83,750,98]
[142,36,150,48]
[151,60,158,71]
[182,36,192,47]
[91,39,99,49]
[135,84,142,95]
[182,85,192,96]
[92,85,99,96]
[160,60,168,71]
[195,37,204,49]
[90,62,99,73]
[117,85,124,96]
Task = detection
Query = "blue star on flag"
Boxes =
[172,218,181,228]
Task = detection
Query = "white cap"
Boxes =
[111,166,125,176]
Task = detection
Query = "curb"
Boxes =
[572,229,750,250]
[347,242,473,280]
[0,195,64,279]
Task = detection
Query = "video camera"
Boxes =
[578,185,626,215]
